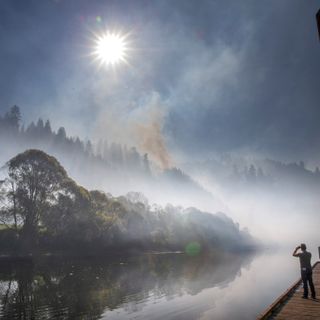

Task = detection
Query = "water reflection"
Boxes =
[0,252,254,319]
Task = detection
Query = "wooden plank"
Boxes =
[257,261,320,319]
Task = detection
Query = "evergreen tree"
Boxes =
[37,118,44,130]
[4,105,21,130]
[143,153,151,175]
[85,140,93,156]
[44,120,52,135]
[56,127,67,141]
[74,137,84,154]
[26,121,37,137]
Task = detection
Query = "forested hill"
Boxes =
[182,153,320,195]
[0,106,215,209]
[0,149,256,255]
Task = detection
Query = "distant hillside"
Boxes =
[0,106,215,208]
[182,154,320,195]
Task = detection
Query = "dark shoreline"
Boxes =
[0,250,186,262]
[0,245,258,264]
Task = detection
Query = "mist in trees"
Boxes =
[181,153,320,245]
[2,105,319,247]
[0,106,149,174]
[0,106,214,211]
[0,149,255,255]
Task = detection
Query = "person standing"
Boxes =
[293,243,316,299]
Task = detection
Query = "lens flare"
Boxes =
[185,242,201,256]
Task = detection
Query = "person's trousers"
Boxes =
[301,269,316,298]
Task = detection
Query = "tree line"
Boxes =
[0,105,214,207]
[189,153,320,193]
[0,149,255,255]
[0,105,151,174]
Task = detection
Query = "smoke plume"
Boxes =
[94,91,172,170]
[134,97,172,169]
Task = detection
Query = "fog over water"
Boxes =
[1,249,316,320]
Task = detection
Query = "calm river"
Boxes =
[0,249,308,319]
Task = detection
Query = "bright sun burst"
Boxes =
[93,32,128,66]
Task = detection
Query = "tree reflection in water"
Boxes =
[0,252,254,319]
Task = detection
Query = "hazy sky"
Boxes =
[0,0,319,163]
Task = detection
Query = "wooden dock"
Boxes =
[258,261,320,319]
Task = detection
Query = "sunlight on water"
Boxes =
[100,250,300,320]
[0,250,308,320]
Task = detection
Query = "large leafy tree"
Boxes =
[3,149,70,246]
[0,149,121,251]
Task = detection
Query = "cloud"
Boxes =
[170,43,241,111]
[161,1,320,162]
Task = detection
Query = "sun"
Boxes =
[93,32,128,66]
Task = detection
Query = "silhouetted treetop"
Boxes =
[5,105,21,128]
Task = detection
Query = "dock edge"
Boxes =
[257,261,320,320]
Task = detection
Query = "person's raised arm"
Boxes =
[293,246,301,257]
